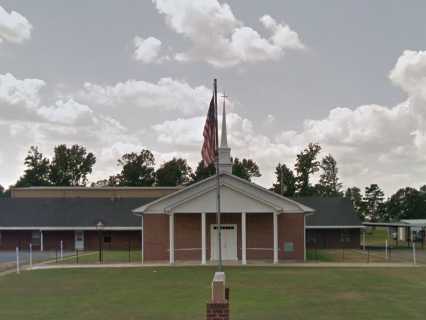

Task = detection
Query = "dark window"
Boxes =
[340,230,351,243]
[0,231,2,246]
[103,234,112,244]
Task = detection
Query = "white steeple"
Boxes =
[217,97,232,174]
[220,101,228,148]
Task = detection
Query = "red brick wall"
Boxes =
[246,213,273,260]
[43,231,74,250]
[278,213,305,261]
[0,230,33,250]
[175,214,202,261]
[85,231,141,250]
[306,229,360,249]
[143,214,169,261]
[0,230,142,251]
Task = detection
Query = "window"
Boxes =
[0,231,2,246]
[340,230,351,243]
[32,231,41,246]
[103,234,112,244]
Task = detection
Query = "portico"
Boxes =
[134,172,313,264]
[133,106,314,264]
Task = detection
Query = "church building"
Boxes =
[0,107,362,263]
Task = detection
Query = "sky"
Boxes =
[1,1,426,195]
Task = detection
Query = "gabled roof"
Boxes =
[0,198,154,229]
[298,197,362,228]
[133,173,314,214]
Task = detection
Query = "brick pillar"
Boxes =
[207,272,230,320]
[207,302,229,320]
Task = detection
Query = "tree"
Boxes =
[15,146,51,187]
[49,144,96,186]
[190,157,260,183]
[190,161,216,183]
[363,184,385,222]
[344,187,365,220]
[316,154,342,196]
[271,163,296,196]
[156,158,192,186]
[385,187,426,222]
[0,185,4,197]
[111,149,156,186]
[294,143,322,196]
[231,158,261,181]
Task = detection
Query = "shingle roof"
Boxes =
[294,197,362,227]
[0,198,156,228]
[0,196,361,228]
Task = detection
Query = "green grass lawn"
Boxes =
[55,250,143,264]
[365,227,390,246]
[1,267,426,320]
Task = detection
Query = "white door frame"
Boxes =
[210,224,238,261]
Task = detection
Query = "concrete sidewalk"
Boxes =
[30,261,422,270]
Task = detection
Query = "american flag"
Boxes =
[201,95,217,167]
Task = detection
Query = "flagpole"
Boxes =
[214,78,223,271]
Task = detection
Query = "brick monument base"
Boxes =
[207,302,229,320]
[207,272,230,320]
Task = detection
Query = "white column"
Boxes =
[40,230,44,252]
[303,215,306,262]
[273,212,278,264]
[141,215,144,264]
[169,213,175,264]
[16,247,20,274]
[241,212,247,265]
[201,212,206,265]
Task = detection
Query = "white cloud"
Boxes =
[152,0,304,67]
[0,5,32,44]
[133,36,168,63]
[260,15,304,50]
[149,50,426,194]
[389,50,426,100]
[153,116,204,145]
[80,77,212,115]
[37,99,93,125]
[0,73,45,109]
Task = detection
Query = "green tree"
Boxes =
[363,184,385,222]
[15,146,51,187]
[295,143,322,196]
[190,157,260,183]
[271,163,296,196]
[231,158,261,181]
[385,187,426,221]
[316,154,342,196]
[49,144,96,186]
[156,158,192,186]
[111,149,156,186]
[190,161,216,184]
[344,186,365,220]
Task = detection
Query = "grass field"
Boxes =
[1,267,426,320]
[56,250,143,264]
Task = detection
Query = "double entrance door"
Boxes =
[210,224,237,261]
